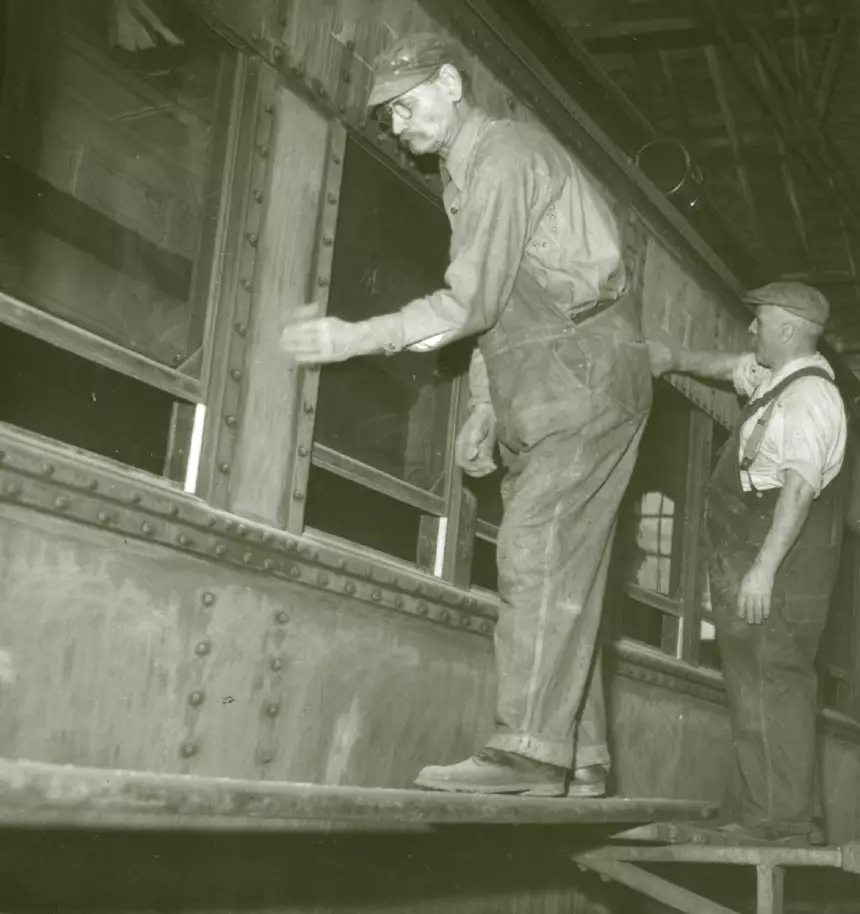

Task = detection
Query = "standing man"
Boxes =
[281,34,652,797]
[650,282,846,843]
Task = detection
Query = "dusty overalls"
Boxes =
[481,270,652,772]
[705,368,843,837]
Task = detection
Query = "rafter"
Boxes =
[704,44,772,266]
[815,13,852,120]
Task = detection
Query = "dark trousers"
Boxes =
[708,533,838,834]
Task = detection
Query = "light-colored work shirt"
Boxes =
[733,352,846,496]
[358,110,625,358]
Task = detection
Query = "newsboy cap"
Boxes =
[367,32,461,108]
[743,281,830,327]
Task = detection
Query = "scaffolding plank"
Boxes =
[0,759,718,832]
[756,865,785,914]
[576,845,842,867]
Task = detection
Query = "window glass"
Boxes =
[304,465,423,564]
[0,0,230,371]
[313,139,456,495]
[0,322,193,478]
[471,533,499,593]
[615,382,691,598]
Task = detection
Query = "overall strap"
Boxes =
[739,366,835,473]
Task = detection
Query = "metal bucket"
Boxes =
[635,138,704,210]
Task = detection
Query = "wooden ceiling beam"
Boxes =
[704,45,772,267]
[816,13,853,120]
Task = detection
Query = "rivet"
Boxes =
[394,596,404,608]
[246,232,259,247]
[207,516,217,527]
[332,155,342,165]
[364,568,374,580]
[279,12,287,25]
[344,582,356,595]
[271,657,283,671]
[253,190,264,203]
[188,691,205,708]
[235,322,247,337]
[264,558,274,571]
[241,278,253,292]
[318,573,329,586]
[297,445,309,457]
[303,401,315,415]
[341,71,351,84]
[263,102,274,115]
[481,621,493,634]
[129,492,141,504]
[292,490,305,501]
[317,276,329,287]
[174,353,183,364]
[142,522,154,536]
[371,589,382,602]
[418,603,429,616]
[97,510,112,524]
[236,524,248,536]
[231,368,243,382]
[327,193,338,205]
[215,544,227,556]
[440,611,451,623]
[338,559,347,570]
[169,505,180,517]
[42,463,55,477]
[225,415,237,428]
[467,598,477,610]
[461,616,471,628]
[257,145,269,159]
[289,565,300,578]
[317,85,327,97]
[87,479,99,491]
[322,235,334,247]
[266,702,280,717]
[285,540,298,552]
[261,532,272,544]
[195,641,211,657]
[202,592,216,607]
[54,496,69,510]
[276,610,289,624]
[260,751,274,764]
[180,742,198,758]
[243,552,253,564]
[178,534,192,547]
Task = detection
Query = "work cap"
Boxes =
[368,32,461,107]
[743,281,830,327]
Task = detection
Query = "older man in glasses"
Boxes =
[281,33,652,797]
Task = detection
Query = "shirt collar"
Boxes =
[441,110,491,192]
[767,352,834,387]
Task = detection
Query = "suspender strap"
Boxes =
[739,366,835,473]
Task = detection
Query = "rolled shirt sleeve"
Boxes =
[358,143,556,353]
[778,382,845,497]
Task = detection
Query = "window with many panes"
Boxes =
[0,0,237,488]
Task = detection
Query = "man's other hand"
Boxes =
[455,404,498,478]
[280,309,362,364]
[737,562,775,624]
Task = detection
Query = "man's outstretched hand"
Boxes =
[280,306,365,364]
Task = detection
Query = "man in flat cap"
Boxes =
[650,282,847,843]
[281,33,652,796]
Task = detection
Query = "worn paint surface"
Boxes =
[0,505,494,786]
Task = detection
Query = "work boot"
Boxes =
[567,764,608,798]
[414,748,567,797]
